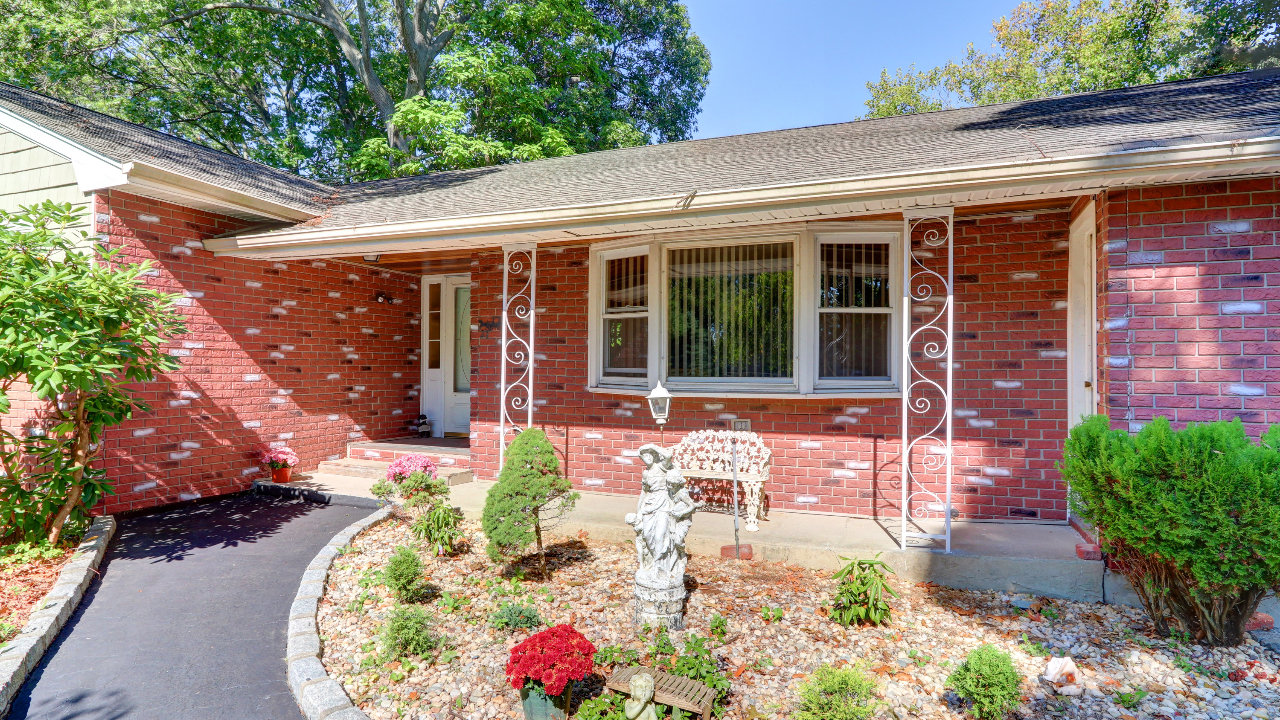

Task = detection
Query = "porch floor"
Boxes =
[346,436,470,460]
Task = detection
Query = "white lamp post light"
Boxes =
[645,381,672,426]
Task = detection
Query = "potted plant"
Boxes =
[262,446,299,483]
[505,624,596,720]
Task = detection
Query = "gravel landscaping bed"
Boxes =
[319,515,1280,720]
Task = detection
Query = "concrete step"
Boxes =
[315,458,473,485]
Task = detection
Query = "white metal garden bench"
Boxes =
[672,430,771,532]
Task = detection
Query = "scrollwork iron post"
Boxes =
[499,244,536,467]
[900,208,955,552]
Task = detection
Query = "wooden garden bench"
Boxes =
[605,666,715,720]
[673,429,771,531]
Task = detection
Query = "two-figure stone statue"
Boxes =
[627,444,695,629]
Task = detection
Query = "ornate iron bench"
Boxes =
[605,666,715,720]
[673,430,770,532]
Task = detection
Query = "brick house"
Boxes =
[2,72,1278,546]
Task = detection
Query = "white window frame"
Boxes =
[587,222,903,397]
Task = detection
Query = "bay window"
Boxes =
[589,224,901,396]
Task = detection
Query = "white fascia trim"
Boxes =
[214,134,1280,255]
[0,106,128,192]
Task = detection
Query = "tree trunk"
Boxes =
[534,517,546,578]
[46,398,89,546]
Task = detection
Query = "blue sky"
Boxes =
[683,0,1017,139]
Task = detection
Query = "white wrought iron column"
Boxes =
[900,208,955,552]
[499,244,536,466]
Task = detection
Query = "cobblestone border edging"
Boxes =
[0,515,116,714]
[287,505,393,720]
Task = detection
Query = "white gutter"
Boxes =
[209,133,1280,257]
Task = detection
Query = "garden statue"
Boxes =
[627,444,695,629]
[623,671,659,720]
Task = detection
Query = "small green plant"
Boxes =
[794,664,882,720]
[907,648,932,666]
[438,648,460,664]
[1115,689,1148,709]
[412,504,465,554]
[0,541,65,569]
[946,645,1022,720]
[435,591,470,614]
[370,479,395,499]
[829,553,898,626]
[489,601,543,631]
[0,616,17,643]
[709,614,728,641]
[1173,656,1195,673]
[668,634,731,718]
[383,546,435,603]
[575,693,627,720]
[380,605,449,660]
[648,626,678,666]
[1040,605,1060,621]
[1018,633,1052,658]
[346,589,373,615]
[759,606,785,622]
[595,644,640,667]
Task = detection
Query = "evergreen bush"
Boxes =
[489,601,543,631]
[1062,415,1280,645]
[380,605,448,659]
[383,545,435,603]
[482,429,577,574]
[945,645,1021,719]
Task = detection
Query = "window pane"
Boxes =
[606,255,647,310]
[821,243,890,308]
[604,317,647,376]
[819,313,890,378]
[668,242,794,379]
[453,287,471,392]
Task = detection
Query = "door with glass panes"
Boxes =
[422,275,471,436]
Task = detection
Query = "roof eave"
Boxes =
[207,135,1280,258]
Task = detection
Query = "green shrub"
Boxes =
[575,693,626,720]
[829,553,898,626]
[489,601,543,631]
[648,631,731,717]
[0,616,17,643]
[794,665,881,720]
[380,605,448,659]
[1062,415,1280,645]
[369,479,395,499]
[946,645,1021,720]
[412,503,464,554]
[482,428,577,575]
[383,545,435,603]
[709,614,728,641]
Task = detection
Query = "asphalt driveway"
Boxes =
[8,492,370,720]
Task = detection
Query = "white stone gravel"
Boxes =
[318,516,1280,719]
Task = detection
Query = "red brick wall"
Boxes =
[467,213,1071,521]
[83,191,422,513]
[1100,179,1280,434]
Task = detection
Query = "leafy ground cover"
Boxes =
[318,516,1280,719]
[0,542,71,643]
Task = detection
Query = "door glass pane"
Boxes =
[668,242,794,379]
[819,313,890,378]
[428,283,441,369]
[453,287,471,392]
[604,317,647,376]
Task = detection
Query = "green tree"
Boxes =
[0,202,186,544]
[864,0,1194,118]
[1185,0,1280,73]
[481,428,577,575]
[0,0,709,181]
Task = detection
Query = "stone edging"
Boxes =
[287,505,393,720]
[0,515,116,714]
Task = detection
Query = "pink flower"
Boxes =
[387,453,438,483]
[262,446,299,469]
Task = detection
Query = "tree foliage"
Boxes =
[0,202,186,544]
[0,0,709,181]
[481,428,577,574]
[863,0,1276,119]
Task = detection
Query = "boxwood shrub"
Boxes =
[1062,415,1280,646]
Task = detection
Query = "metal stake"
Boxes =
[730,437,741,560]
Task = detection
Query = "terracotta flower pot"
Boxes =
[518,685,571,720]
[271,466,292,484]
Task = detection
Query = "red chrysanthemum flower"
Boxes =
[505,624,597,696]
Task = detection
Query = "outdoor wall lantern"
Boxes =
[374,291,392,304]
[646,381,672,426]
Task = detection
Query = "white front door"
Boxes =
[1067,201,1098,426]
[422,275,472,437]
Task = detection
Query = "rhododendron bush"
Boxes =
[505,624,596,696]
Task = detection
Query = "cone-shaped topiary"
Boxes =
[482,429,578,574]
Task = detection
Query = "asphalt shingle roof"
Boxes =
[0,82,335,214]
[309,70,1280,230]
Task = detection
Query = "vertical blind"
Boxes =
[602,254,648,377]
[667,242,794,379]
[818,242,891,379]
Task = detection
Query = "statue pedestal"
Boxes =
[634,576,686,630]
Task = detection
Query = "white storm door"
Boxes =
[1067,201,1098,426]
[440,276,472,435]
